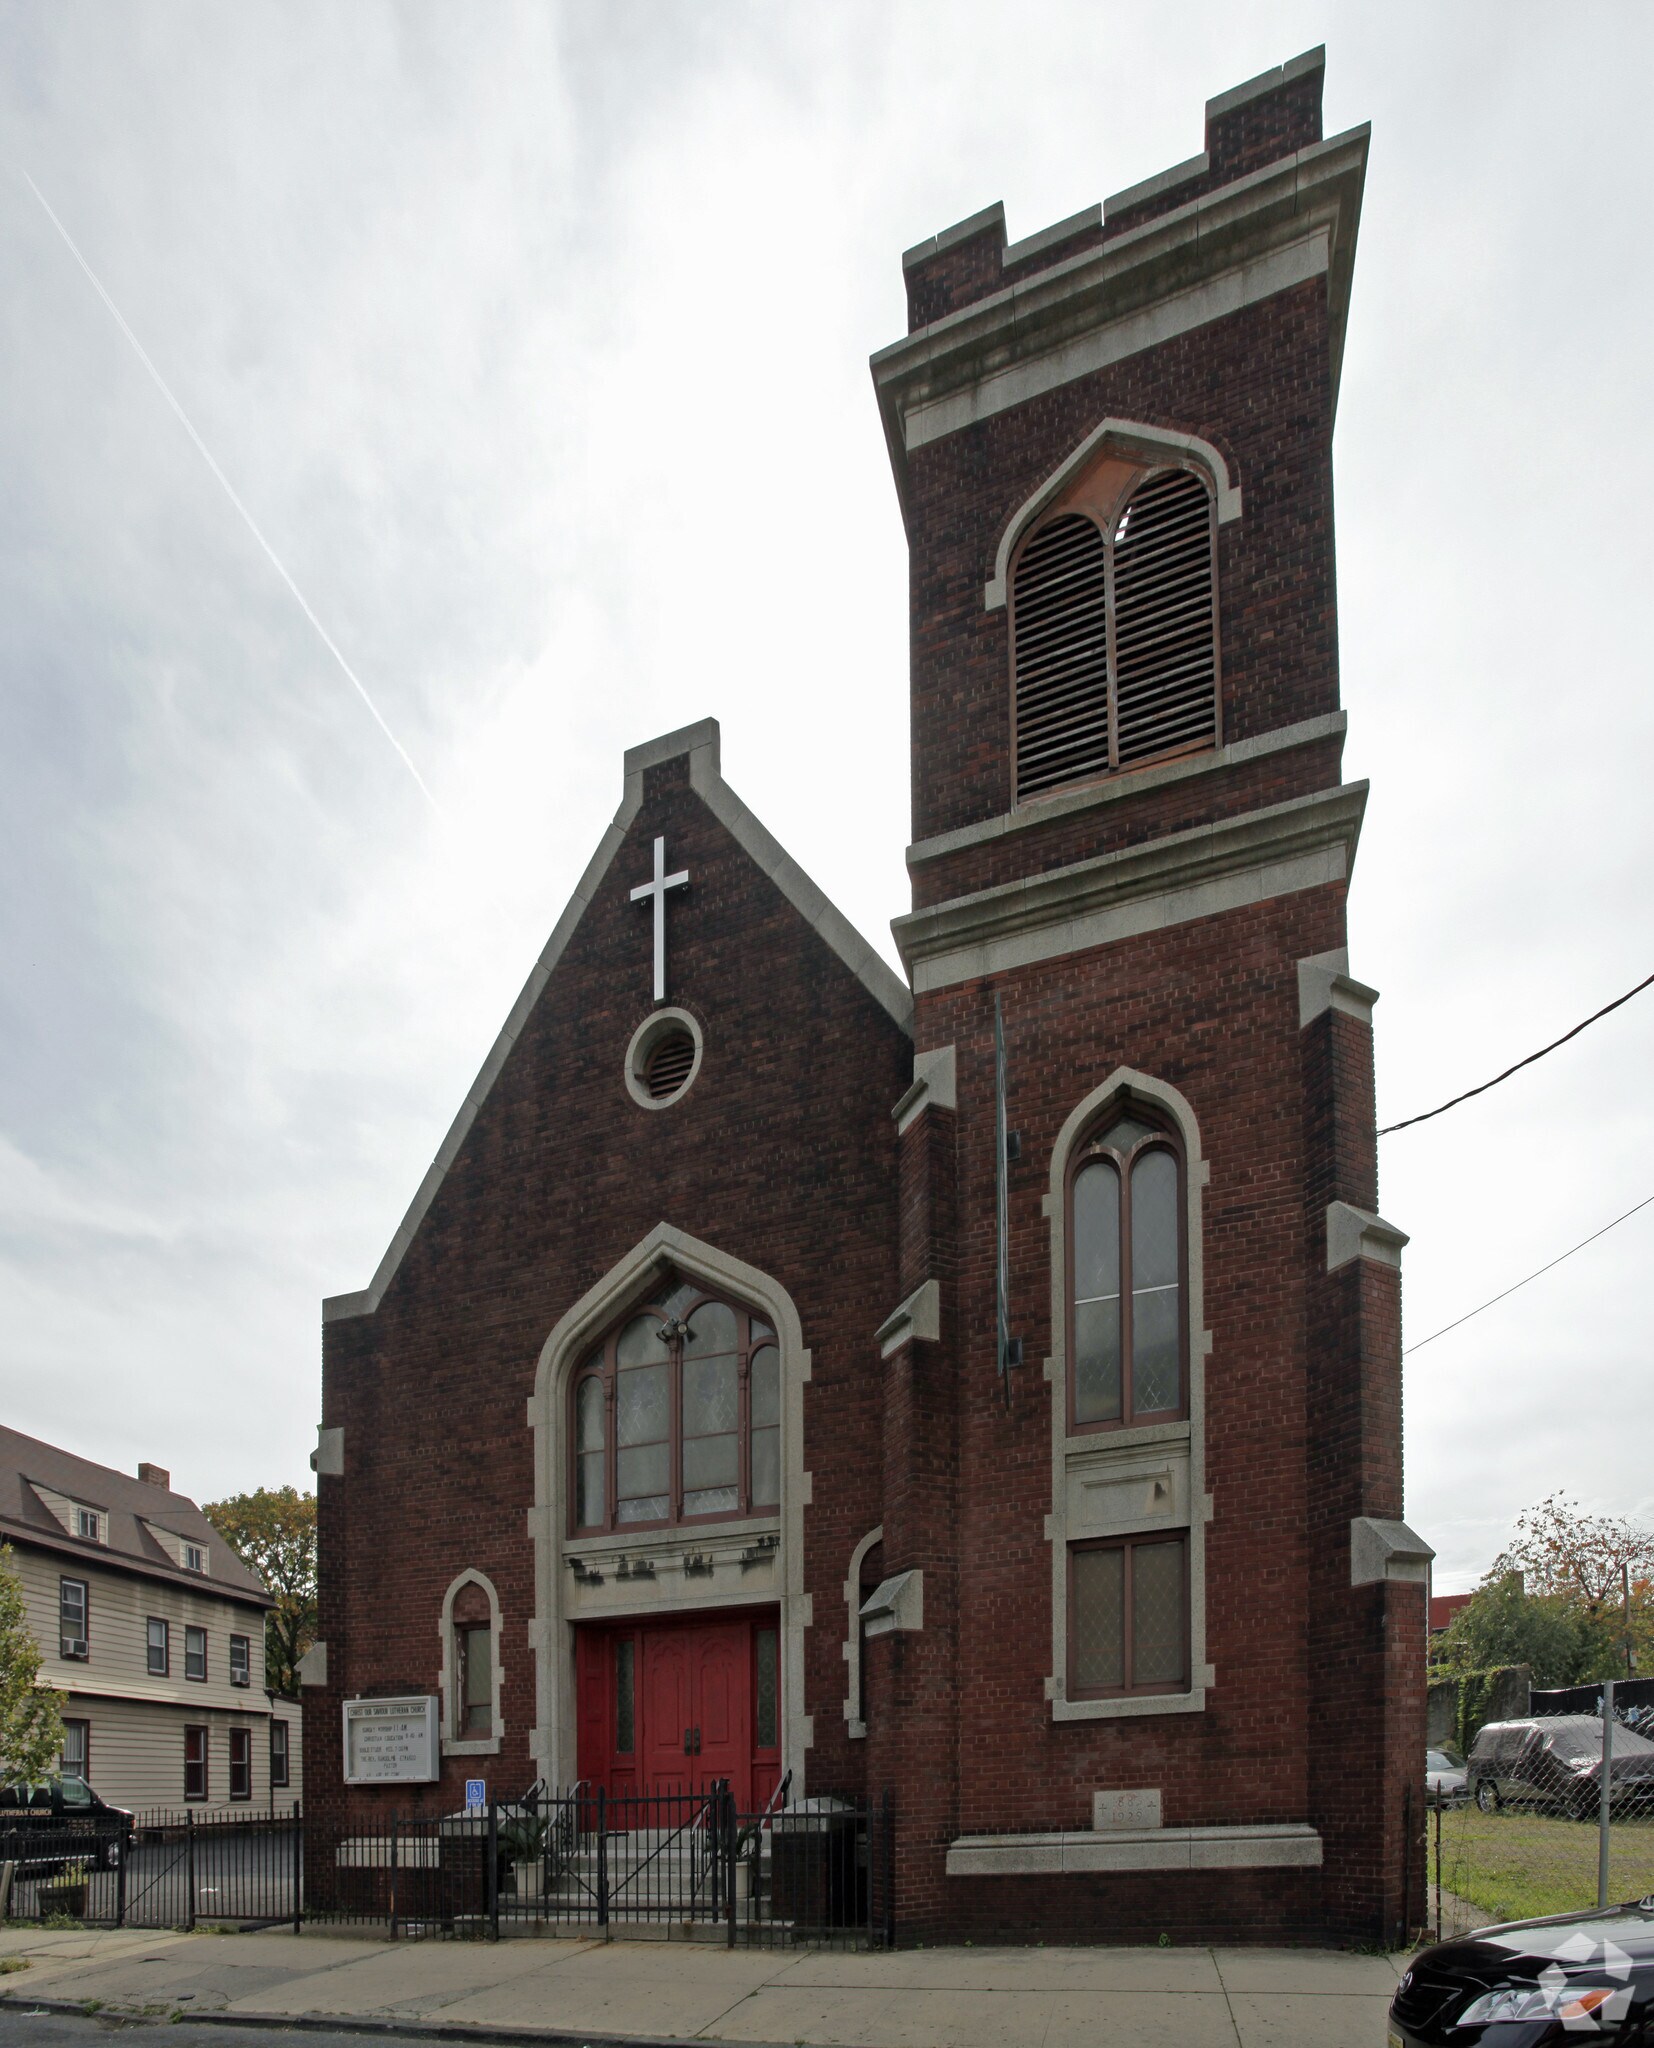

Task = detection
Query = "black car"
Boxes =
[0,1774,133,1874]
[1391,1899,1654,2043]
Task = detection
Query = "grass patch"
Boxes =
[1438,1808,1654,1926]
[0,1959,29,1975]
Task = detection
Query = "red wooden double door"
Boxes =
[575,1609,781,1813]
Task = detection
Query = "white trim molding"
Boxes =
[526,1222,813,1794]
[872,122,1369,521]
[947,1823,1322,1877]
[861,1570,923,1639]
[894,784,1367,996]
[842,1524,883,1739]
[1325,1202,1408,1273]
[325,719,910,1323]
[1351,1517,1433,1588]
[623,1006,704,1111]
[1297,947,1379,1028]
[1042,1068,1214,1722]
[875,1280,941,1359]
[907,714,1346,869]
[984,419,1241,611]
[892,1044,957,1133]
[438,1568,504,1758]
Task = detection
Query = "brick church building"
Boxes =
[306,46,1430,1944]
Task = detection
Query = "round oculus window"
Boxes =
[624,1008,703,1109]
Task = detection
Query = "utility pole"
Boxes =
[1625,1562,1636,1679]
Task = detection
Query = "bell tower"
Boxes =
[866,47,1430,1946]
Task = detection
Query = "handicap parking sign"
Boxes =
[465,1778,486,1812]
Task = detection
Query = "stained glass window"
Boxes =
[569,1278,782,1533]
[1069,1107,1185,1430]
[755,1627,779,1749]
[1071,1535,1188,1697]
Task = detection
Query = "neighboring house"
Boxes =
[1431,1594,1473,1639]
[0,1428,303,1813]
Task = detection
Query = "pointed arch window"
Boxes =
[570,1277,780,1534]
[1012,463,1218,802]
[1067,1104,1187,1432]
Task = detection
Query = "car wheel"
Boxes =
[99,1835,122,1870]
[1475,1779,1500,1813]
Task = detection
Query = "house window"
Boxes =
[1068,1105,1186,1431]
[1012,464,1218,802]
[229,1634,251,1687]
[183,1543,206,1573]
[270,1721,290,1789]
[185,1625,207,1681]
[228,1728,251,1801]
[184,1725,208,1801]
[61,1719,90,1781]
[147,1618,170,1675]
[1069,1534,1189,1698]
[456,1624,492,1738]
[59,1578,88,1659]
[74,1506,104,1543]
[570,1278,781,1534]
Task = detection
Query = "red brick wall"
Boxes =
[907,279,1338,851]
[306,750,911,1837]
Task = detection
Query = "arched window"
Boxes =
[1012,463,1218,802]
[1068,1104,1186,1431]
[570,1277,781,1534]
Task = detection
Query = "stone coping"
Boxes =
[947,1822,1323,1876]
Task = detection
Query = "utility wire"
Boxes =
[1380,967,1654,1135]
[1403,1190,1654,1355]
[23,171,442,817]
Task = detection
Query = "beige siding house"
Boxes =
[1,1429,303,1814]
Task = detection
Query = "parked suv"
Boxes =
[1467,1715,1654,1820]
[0,1775,133,1873]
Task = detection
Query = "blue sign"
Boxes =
[465,1778,486,1813]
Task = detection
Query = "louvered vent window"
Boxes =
[1012,466,1217,802]
[644,1028,696,1101]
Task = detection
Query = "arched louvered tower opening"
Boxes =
[1011,464,1219,803]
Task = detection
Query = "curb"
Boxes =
[0,1995,824,2048]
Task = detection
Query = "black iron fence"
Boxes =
[0,1805,300,1931]
[1,1788,893,1949]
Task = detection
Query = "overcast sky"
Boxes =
[2,3,1650,1589]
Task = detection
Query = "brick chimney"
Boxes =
[137,1462,170,1490]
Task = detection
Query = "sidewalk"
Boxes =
[0,1924,1407,2047]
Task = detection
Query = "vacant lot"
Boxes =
[1438,1806,1654,1926]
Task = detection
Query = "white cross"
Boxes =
[630,835,689,1003]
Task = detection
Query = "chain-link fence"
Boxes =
[1432,1684,1654,1939]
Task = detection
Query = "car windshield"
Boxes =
[1427,1751,1459,1772]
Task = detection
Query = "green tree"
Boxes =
[202,1487,317,1696]
[1495,1493,1654,1677]
[0,1544,65,1785]
[1432,1570,1620,1690]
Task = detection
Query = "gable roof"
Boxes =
[0,1425,270,1606]
[325,719,913,1324]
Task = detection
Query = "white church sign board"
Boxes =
[342,1696,440,1785]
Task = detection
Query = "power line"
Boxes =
[1380,967,1654,1135]
[22,171,442,817]
[1403,1190,1654,1355]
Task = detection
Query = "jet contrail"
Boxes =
[23,172,441,816]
